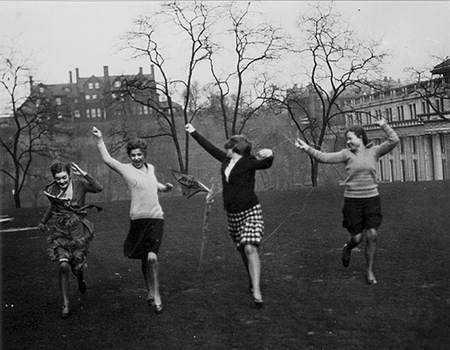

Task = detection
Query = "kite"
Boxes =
[171,168,219,270]
[170,168,210,199]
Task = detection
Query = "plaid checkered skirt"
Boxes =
[227,204,264,249]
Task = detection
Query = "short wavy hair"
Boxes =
[224,135,252,156]
[346,125,369,146]
[126,139,148,157]
[50,162,71,177]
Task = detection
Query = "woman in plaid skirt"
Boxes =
[186,123,274,308]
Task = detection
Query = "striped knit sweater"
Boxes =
[304,123,399,198]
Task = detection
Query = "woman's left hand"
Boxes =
[257,149,273,159]
[71,162,87,176]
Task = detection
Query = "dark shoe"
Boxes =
[365,274,377,285]
[342,244,351,267]
[78,280,86,295]
[147,298,155,307]
[61,305,70,319]
[154,304,163,314]
[253,298,264,309]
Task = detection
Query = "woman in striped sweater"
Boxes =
[295,119,399,284]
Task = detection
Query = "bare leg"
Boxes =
[59,261,71,318]
[73,268,86,295]
[342,233,363,266]
[239,248,252,293]
[243,244,262,303]
[365,228,378,283]
[142,252,162,313]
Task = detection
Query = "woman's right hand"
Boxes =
[294,138,309,150]
[185,123,195,133]
[92,127,102,139]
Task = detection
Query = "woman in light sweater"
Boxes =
[295,119,399,284]
[92,127,173,314]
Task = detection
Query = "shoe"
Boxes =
[147,298,155,307]
[78,280,86,295]
[61,305,70,319]
[341,244,351,267]
[154,304,163,314]
[365,274,377,285]
[253,298,264,309]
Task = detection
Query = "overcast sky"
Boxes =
[0,1,449,87]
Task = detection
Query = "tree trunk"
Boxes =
[310,158,319,187]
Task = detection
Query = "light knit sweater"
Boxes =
[304,123,399,198]
[97,141,165,220]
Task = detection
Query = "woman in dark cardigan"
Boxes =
[185,123,274,308]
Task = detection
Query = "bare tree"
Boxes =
[204,1,285,139]
[123,1,214,173]
[279,3,387,186]
[0,46,73,208]
[404,56,450,122]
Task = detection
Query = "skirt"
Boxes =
[123,218,164,259]
[47,212,94,273]
[227,204,264,249]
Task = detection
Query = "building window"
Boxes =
[390,159,395,181]
[85,95,90,100]
[56,97,62,106]
[397,105,404,120]
[400,138,405,154]
[88,83,94,90]
[409,103,416,119]
[36,99,41,107]
[86,109,90,118]
[114,80,121,88]
[74,110,80,118]
[97,108,102,118]
[92,94,97,100]
[435,99,441,112]
[95,82,100,89]
[39,87,45,93]
[401,160,406,182]
[411,137,417,153]
[57,112,63,119]
[413,159,418,181]
[91,108,97,118]
[143,106,149,114]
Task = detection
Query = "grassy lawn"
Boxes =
[2,181,450,350]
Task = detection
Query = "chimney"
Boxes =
[151,64,155,79]
[69,71,73,84]
[103,66,109,79]
[75,68,80,83]
[29,76,33,90]
[139,67,143,75]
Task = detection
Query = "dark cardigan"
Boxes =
[190,130,274,213]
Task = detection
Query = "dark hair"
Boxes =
[126,139,147,157]
[346,125,369,146]
[224,135,252,156]
[50,162,71,177]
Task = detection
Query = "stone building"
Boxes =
[341,59,450,182]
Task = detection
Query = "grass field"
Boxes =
[2,181,450,350]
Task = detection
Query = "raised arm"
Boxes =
[374,120,399,156]
[185,123,227,162]
[71,162,103,193]
[92,127,124,173]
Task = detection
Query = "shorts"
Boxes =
[342,196,382,235]
[123,219,164,259]
[227,204,264,249]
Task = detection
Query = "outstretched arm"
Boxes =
[71,162,103,193]
[185,123,227,162]
[295,138,347,164]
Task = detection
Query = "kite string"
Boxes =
[261,185,315,244]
